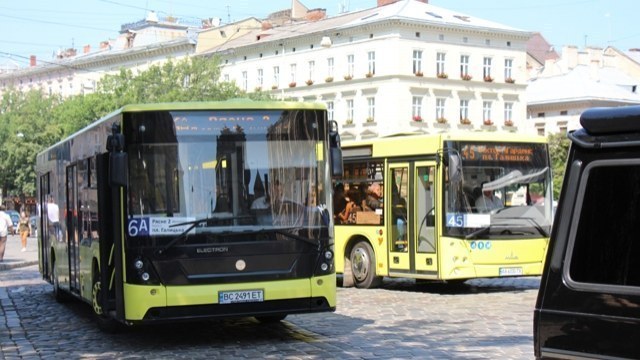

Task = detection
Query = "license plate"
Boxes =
[499,267,523,276]
[218,290,264,304]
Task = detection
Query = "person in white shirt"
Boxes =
[475,183,503,213]
[0,205,15,262]
[47,197,61,240]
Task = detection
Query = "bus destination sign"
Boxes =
[460,143,534,163]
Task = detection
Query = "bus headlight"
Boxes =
[324,250,333,260]
[141,272,150,281]
[315,248,335,276]
[134,259,144,270]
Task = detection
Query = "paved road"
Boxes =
[1,263,539,359]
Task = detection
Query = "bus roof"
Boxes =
[342,131,547,159]
[37,99,326,157]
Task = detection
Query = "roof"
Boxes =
[200,0,530,54]
[527,32,559,65]
[527,64,640,105]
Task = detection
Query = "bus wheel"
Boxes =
[350,241,382,289]
[255,314,287,324]
[52,260,70,303]
[92,273,120,333]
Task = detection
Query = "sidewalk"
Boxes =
[0,233,39,271]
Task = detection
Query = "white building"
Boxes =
[199,0,534,140]
[528,46,640,135]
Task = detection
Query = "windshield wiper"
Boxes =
[156,217,214,255]
[499,217,549,237]
[465,226,491,239]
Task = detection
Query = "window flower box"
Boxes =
[483,119,494,126]
[343,74,353,80]
[505,77,515,84]
[305,79,314,86]
[437,73,448,79]
[461,74,472,81]
[415,71,424,77]
[325,76,334,83]
[460,118,471,125]
[254,86,262,92]
[365,72,374,78]
[413,115,423,122]
[436,117,448,124]
[345,118,353,125]
[271,85,278,90]
[483,76,494,82]
[504,119,514,127]
[288,82,297,88]
[366,117,375,123]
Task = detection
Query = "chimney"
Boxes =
[100,41,110,50]
[378,0,427,6]
[305,8,326,21]
[83,45,91,54]
[29,55,36,67]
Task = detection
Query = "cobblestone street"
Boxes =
[1,263,538,359]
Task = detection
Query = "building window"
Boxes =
[413,50,423,74]
[346,99,354,123]
[367,51,376,75]
[560,110,568,115]
[504,102,513,122]
[436,98,446,120]
[538,112,545,118]
[459,99,469,121]
[308,60,315,81]
[483,57,492,80]
[504,59,513,81]
[327,101,334,121]
[436,52,446,77]
[483,101,492,123]
[460,55,470,77]
[257,69,263,87]
[273,66,280,86]
[241,71,248,91]
[367,97,375,121]
[290,63,297,83]
[327,57,334,78]
[347,54,355,77]
[412,96,423,119]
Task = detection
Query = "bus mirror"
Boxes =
[448,152,462,183]
[329,121,344,178]
[109,152,129,187]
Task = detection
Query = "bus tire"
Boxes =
[92,270,120,333]
[350,241,382,289]
[255,314,287,323]
[52,258,70,303]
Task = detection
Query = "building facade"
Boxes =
[200,0,534,140]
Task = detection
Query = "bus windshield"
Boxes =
[124,109,330,238]
[444,141,553,239]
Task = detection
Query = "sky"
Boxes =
[1,0,639,68]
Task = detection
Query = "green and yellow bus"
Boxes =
[35,100,342,330]
[334,132,553,288]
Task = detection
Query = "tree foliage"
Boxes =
[548,132,571,200]
[0,55,260,201]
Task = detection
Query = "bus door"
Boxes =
[387,162,439,278]
[388,164,411,274]
[66,165,80,294]
[413,162,438,278]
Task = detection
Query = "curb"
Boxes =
[0,261,39,271]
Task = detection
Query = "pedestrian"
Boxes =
[0,205,15,262]
[19,210,30,252]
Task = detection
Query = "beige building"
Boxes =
[199,0,534,140]
[0,12,197,98]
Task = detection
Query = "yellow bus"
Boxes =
[334,132,553,288]
[35,99,342,330]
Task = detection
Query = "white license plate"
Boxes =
[499,267,523,276]
[218,290,264,304]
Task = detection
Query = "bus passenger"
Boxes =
[334,183,354,224]
[365,182,383,210]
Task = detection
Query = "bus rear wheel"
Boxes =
[350,241,382,289]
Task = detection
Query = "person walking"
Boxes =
[0,205,15,262]
[19,210,30,252]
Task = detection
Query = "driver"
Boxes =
[475,182,503,213]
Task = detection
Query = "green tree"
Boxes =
[548,132,571,200]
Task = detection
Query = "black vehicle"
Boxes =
[534,105,640,359]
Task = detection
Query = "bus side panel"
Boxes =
[334,226,387,277]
